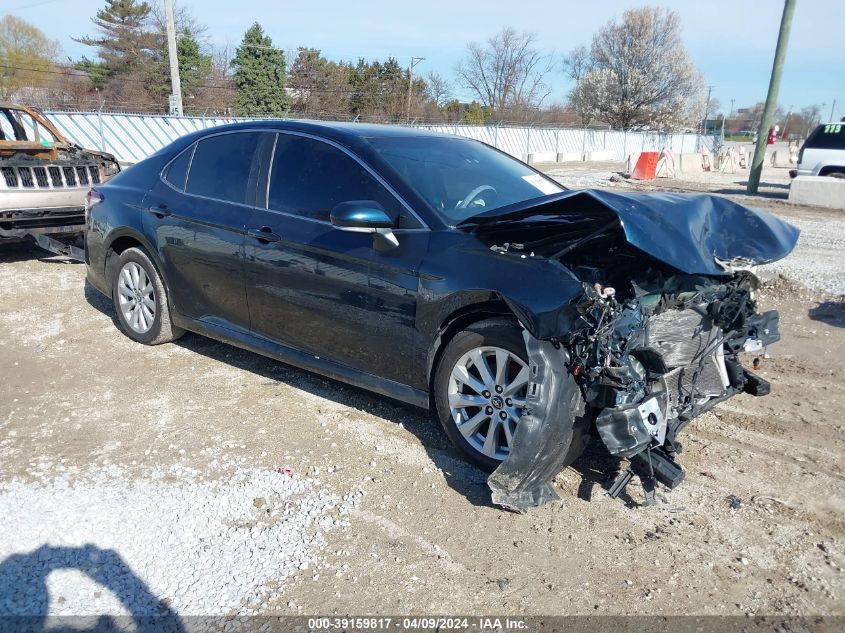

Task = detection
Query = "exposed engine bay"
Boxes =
[488,271,779,511]
[475,190,797,511]
[574,273,776,455]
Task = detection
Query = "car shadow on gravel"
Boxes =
[809,301,845,328]
[711,188,788,200]
[83,282,499,506]
[0,241,84,265]
[175,331,506,507]
[83,283,627,510]
[0,544,182,631]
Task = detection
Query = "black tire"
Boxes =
[111,247,184,345]
[433,317,527,472]
[826,171,845,179]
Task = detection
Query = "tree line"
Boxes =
[0,2,827,132]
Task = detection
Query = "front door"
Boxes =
[243,132,425,378]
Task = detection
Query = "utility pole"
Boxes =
[164,0,183,116]
[406,57,425,124]
[699,85,713,151]
[784,105,794,136]
[830,99,837,122]
[748,0,796,194]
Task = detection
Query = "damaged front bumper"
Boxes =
[489,273,782,511]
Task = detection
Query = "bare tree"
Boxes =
[188,42,236,114]
[561,44,589,83]
[571,7,703,130]
[561,44,591,124]
[0,15,60,98]
[424,71,451,107]
[455,27,554,119]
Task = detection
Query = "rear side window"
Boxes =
[165,145,194,190]
[268,134,409,225]
[806,124,845,150]
[186,132,262,204]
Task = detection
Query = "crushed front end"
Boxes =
[477,190,799,511]
[571,273,777,501]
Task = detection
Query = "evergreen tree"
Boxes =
[175,31,212,99]
[231,23,288,116]
[146,28,212,104]
[76,0,155,77]
[463,101,489,124]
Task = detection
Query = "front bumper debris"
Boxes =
[488,273,783,511]
[487,335,589,512]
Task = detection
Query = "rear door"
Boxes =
[243,132,425,378]
[144,131,273,332]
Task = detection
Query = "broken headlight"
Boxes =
[103,160,120,177]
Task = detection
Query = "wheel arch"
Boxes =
[102,231,176,317]
[818,165,845,177]
[103,230,160,288]
[426,297,524,405]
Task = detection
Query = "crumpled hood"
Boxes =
[461,189,800,276]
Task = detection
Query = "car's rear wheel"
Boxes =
[433,318,529,471]
[111,247,184,345]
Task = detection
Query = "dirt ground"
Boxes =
[0,190,843,618]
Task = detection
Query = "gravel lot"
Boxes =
[0,172,843,621]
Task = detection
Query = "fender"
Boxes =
[487,333,591,511]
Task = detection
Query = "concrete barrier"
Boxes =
[788,176,845,209]
[556,152,582,163]
[677,153,704,173]
[584,150,613,161]
[524,152,559,164]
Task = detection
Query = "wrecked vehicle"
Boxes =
[82,121,799,510]
[0,103,120,256]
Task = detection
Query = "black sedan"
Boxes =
[84,121,799,510]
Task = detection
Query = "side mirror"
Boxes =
[330,201,399,252]
[330,201,396,231]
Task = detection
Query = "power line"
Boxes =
[5,0,66,11]
[2,61,421,96]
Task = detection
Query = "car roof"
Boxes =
[200,119,461,144]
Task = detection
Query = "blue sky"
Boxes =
[6,0,845,119]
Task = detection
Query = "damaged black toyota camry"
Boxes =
[84,121,799,510]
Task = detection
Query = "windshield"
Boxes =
[368,135,564,224]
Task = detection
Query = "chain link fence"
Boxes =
[43,110,718,165]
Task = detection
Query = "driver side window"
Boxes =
[268,134,419,228]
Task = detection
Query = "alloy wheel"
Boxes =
[117,261,156,334]
[447,346,529,460]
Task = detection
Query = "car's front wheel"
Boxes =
[111,247,184,345]
[433,318,529,471]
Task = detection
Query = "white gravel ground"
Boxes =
[756,214,845,296]
[0,461,352,616]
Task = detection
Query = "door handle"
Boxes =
[248,226,281,243]
[149,204,171,218]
